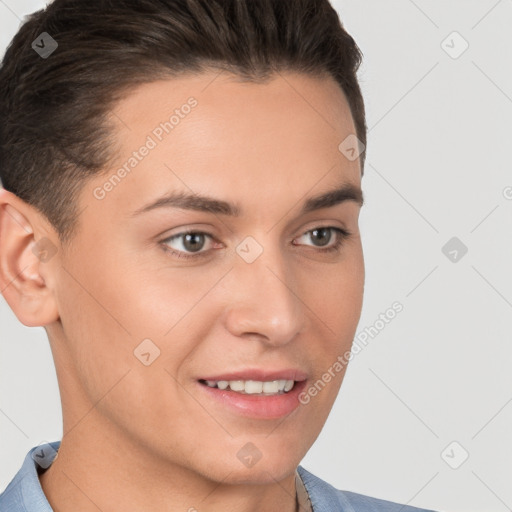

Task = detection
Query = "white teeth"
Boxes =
[245,380,263,394]
[262,381,279,393]
[229,380,245,392]
[203,379,296,395]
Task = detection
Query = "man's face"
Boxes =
[44,71,364,483]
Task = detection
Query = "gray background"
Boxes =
[1,1,511,511]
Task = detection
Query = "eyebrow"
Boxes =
[130,182,364,218]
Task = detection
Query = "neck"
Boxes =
[38,418,299,512]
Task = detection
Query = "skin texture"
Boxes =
[0,70,365,512]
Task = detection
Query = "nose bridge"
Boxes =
[224,238,305,344]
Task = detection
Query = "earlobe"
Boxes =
[0,189,60,327]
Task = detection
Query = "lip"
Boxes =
[199,368,308,382]
[197,378,308,419]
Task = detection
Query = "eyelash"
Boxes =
[160,226,352,261]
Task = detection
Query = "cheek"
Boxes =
[55,271,188,439]
[294,250,364,404]
[108,248,232,337]
[53,253,161,403]
[304,248,364,340]
[55,280,133,396]
[59,259,225,407]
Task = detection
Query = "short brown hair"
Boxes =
[0,0,367,245]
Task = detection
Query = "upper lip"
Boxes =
[199,368,308,382]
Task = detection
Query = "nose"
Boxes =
[222,240,307,347]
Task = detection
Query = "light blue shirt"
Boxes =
[0,441,439,512]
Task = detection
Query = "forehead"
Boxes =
[80,71,361,226]
[108,69,357,159]
[112,70,353,120]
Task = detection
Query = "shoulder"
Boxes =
[296,465,439,512]
[0,441,60,512]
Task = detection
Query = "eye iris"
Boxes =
[183,233,205,252]
[311,228,332,247]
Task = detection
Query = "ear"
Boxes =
[0,188,60,327]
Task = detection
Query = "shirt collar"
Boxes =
[0,441,60,512]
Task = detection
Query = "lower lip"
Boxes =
[197,380,308,419]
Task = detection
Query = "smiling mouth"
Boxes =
[198,378,296,395]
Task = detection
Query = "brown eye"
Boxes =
[293,226,351,252]
[161,231,215,259]
[309,227,332,247]
[180,232,207,252]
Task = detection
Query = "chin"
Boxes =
[220,464,297,485]
[211,446,302,485]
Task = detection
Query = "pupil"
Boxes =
[184,233,204,252]
[312,228,331,247]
